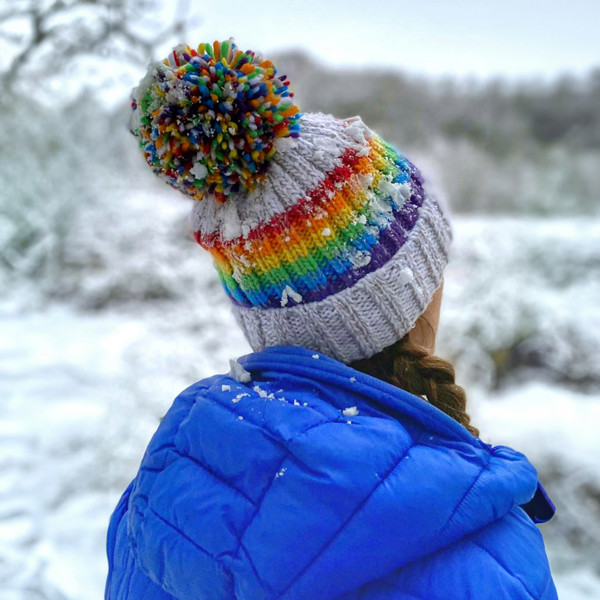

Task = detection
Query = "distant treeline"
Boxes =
[278,51,600,153]
[276,52,600,213]
[1,53,599,302]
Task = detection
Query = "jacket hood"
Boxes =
[110,345,555,600]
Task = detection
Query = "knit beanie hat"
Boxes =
[130,40,452,363]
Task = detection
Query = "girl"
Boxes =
[105,40,557,600]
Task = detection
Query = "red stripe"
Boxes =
[195,147,362,248]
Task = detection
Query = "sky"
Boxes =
[1,0,597,107]
[167,0,600,80]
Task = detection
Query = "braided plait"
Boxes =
[350,335,480,438]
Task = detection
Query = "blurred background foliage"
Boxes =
[2,27,599,387]
[0,1,599,599]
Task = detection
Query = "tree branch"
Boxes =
[0,0,191,94]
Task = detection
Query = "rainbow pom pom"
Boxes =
[130,40,301,202]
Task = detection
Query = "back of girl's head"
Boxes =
[129,40,477,433]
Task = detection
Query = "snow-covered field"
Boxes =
[1,216,599,599]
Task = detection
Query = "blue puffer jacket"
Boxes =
[105,346,557,600]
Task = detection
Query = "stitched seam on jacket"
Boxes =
[469,539,540,600]
[236,538,271,593]
[275,445,414,600]
[130,388,238,598]
[106,485,132,599]
[147,507,236,595]
[229,417,350,596]
[505,510,555,598]
[149,507,219,560]
[126,523,179,600]
[123,552,136,600]
[211,394,331,450]
[537,557,554,599]
[436,455,491,540]
[329,531,460,600]
[233,416,352,542]
[133,388,337,599]
[127,505,214,600]
[169,447,257,507]
[331,570,430,600]
[329,515,531,600]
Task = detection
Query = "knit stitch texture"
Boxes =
[130,42,452,362]
[191,112,451,361]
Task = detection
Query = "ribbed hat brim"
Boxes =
[232,195,451,363]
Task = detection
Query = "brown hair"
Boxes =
[350,335,480,438]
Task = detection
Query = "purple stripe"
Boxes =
[230,162,428,309]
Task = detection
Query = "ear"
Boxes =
[407,281,444,354]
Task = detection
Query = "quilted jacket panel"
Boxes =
[105,346,557,600]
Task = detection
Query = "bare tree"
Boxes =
[0,0,197,96]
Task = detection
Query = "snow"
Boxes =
[190,162,208,180]
[398,267,414,284]
[274,136,299,153]
[1,215,599,599]
[342,406,359,417]
[0,306,167,600]
[229,358,252,383]
[473,383,600,474]
[221,200,243,240]
[377,178,410,207]
[280,284,303,307]
[232,392,250,403]
[253,385,271,399]
[349,250,372,268]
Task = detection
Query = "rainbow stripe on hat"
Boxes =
[195,126,426,309]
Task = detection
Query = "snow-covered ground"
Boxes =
[0,296,249,600]
[1,305,599,599]
[1,215,599,599]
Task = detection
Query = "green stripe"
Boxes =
[218,145,405,297]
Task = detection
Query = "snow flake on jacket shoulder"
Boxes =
[228,358,251,383]
[342,406,359,417]
[232,392,250,404]
[253,385,268,398]
[253,385,275,399]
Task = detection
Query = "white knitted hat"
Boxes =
[130,41,452,363]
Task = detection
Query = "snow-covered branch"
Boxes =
[0,0,193,95]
